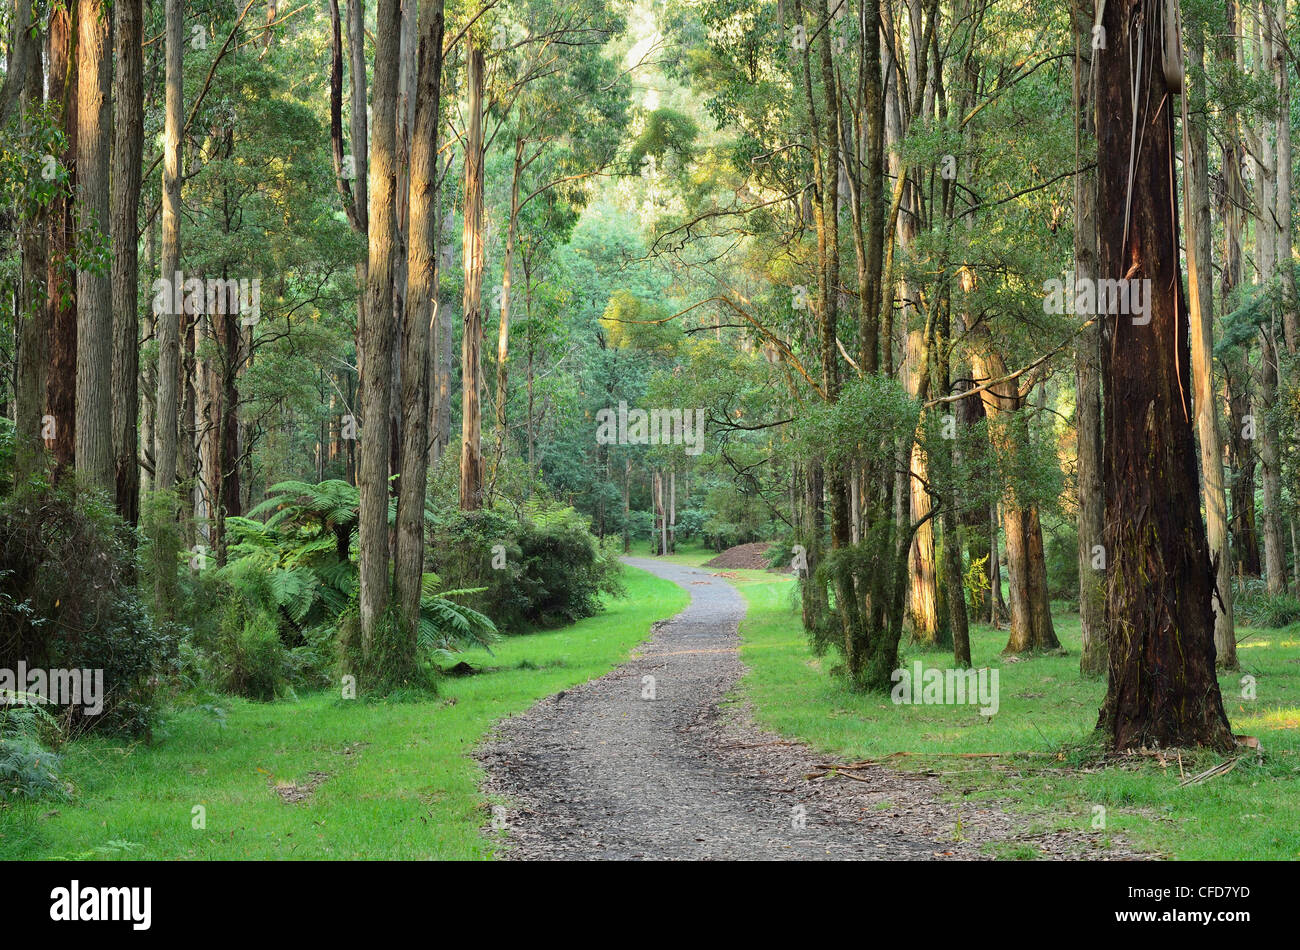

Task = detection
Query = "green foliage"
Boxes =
[185,480,500,699]
[0,483,174,735]
[429,503,624,633]
[1234,580,1300,629]
[0,698,63,802]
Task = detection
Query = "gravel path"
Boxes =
[480,558,1141,861]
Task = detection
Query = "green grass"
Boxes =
[725,571,1300,860]
[0,566,687,860]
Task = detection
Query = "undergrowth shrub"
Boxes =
[1234,578,1300,628]
[0,482,174,735]
[0,699,63,801]
[429,503,624,632]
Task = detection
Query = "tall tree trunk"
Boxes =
[459,44,486,510]
[496,136,524,445]
[111,0,144,526]
[1270,0,1297,354]
[967,338,1059,652]
[15,25,48,483]
[47,7,77,478]
[74,0,113,492]
[1095,0,1233,750]
[1073,0,1106,675]
[1250,0,1287,594]
[357,0,402,654]
[155,0,182,496]
[1183,22,1236,667]
[905,328,938,640]
[394,0,445,652]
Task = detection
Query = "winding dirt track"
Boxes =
[479,558,1135,861]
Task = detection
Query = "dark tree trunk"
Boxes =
[47,9,78,478]
[111,0,144,526]
[1095,0,1233,750]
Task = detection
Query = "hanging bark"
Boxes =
[1095,0,1233,750]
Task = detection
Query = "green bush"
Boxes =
[430,503,623,632]
[188,479,498,698]
[0,700,63,801]
[0,482,174,735]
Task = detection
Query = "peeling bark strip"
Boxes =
[1095,0,1233,750]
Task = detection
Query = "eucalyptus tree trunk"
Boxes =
[968,341,1059,653]
[1183,24,1236,668]
[459,45,486,511]
[1072,0,1105,675]
[74,0,114,493]
[15,28,48,484]
[1217,0,1260,579]
[155,0,182,495]
[111,0,144,526]
[47,8,78,479]
[395,0,445,648]
[357,0,402,655]
[1270,0,1297,354]
[496,136,524,443]
[1250,0,1287,594]
[1095,0,1233,750]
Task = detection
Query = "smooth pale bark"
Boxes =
[155,0,183,495]
[111,0,144,526]
[1095,0,1232,750]
[1183,26,1236,668]
[357,0,402,650]
[394,0,445,647]
[495,136,524,442]
[74,0,113,492]
[459,44,486,510]
[904,328,938,641]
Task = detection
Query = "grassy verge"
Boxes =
[0,566,686,860]
[669,549,1296,860]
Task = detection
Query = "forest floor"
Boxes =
[634,543,1299,860]
[0,569,688,860]
[479,557,1142,859]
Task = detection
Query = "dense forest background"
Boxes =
[1,0,1298,757]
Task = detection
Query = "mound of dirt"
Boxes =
[702,541,777,570]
